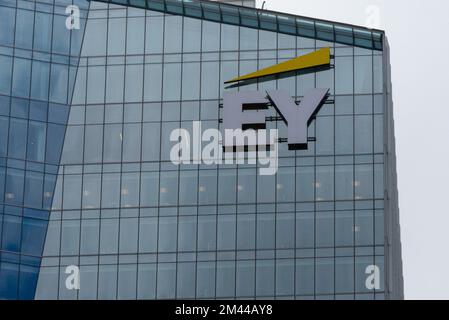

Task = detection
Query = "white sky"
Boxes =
[254,0,449,300]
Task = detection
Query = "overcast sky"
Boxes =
[254,0,449,300]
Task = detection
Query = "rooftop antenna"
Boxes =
[261,1,266,10]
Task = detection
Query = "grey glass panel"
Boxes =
[35,267,58,300]
[335,56,353,94]
[355,210,374,246]
[27,121,46,162]
[335,115,353,155]
[15,9,33,49]
[80,219,100,255]
[103,124,122,162]
[218,169,236,204]
[257,173,275,203]
[316,116,334,155]
[164,16,182,53]
[202,20,220,52]
[240,27,257,51]
[355,56,373,94]
[198,215,216,251]
[335,165,353,200]
[374,115,383,154]
[182,63,200,100]
[43,220,60,256]
[277,167,295,202]
[79,265,98,300]
[146,16,163,54]
[140,171,159,207]
[276,213,294,249]
[183,17,201,52]
[100,218,119,254]
[237,168,256,204]
[178,216,197,252]
[336,257,354,293]
[108,17,126,55]
[159,171,178,206]
[62,126,84,164]
[316,258,334,295]
[34,12,52,52]
[139,217,158,253]
[197,262,215,298]
[119,218,138,253]
[217,261,235,298]
[157,263,176,299]
[8,118,27,159]
[121,172,140,207]
[0,6,15,46]
[82,18,107,56]
[137,264,156,299]
[31,61,50,101]
[106,65,125,103]
[24,171,43,208]
[127,17,145,55]
[201,62,220,99]
[259,30,276,50]
[237,214,255,250]
[179,171,198,206]
[163,63,181,101]
[335,211,354,247]
[52,14,70,55]
[236,260,255,297]
[86,66,105,104]
[98,265,117,300]
[158,216,177,252]
[256,260,274,297]
[296,212,314,248]
[125,64,143,103]
[257,213,275,249]
[0,55,12,95]
[296,258,314,295]
[118,264,137,299]
[12,58,31,98]
[217,214,236,251]
[177,262,196,298]
[373,55,383,94]
[84,125,103,163]
[316,166,334,201]
[62,174,81,210]
[61,220,80,256]
[355,164,373,200]
[122,124,141,162]
[355,115,373,154]
[276,259,294,296]
[296,166,314,202]
[0,117,7,157]
[221,24,238,51]
[316,211,334,247]
[142,122,161,161]
[49,64,68,104]
[199,170,217,205]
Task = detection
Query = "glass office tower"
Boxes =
[0,0,403,299]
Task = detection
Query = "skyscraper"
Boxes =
[0,0,403,300]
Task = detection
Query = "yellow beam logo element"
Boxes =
[225,47,331,84]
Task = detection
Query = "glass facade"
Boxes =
[0,0,403,300]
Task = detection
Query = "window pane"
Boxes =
[296,212,314,248]
[178,216,196,252]
[336,211,354,247]
[198,215,216,251]
[217,214,236,251]
[355,56,373,94]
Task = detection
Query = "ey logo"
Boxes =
[223,47,331,150]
